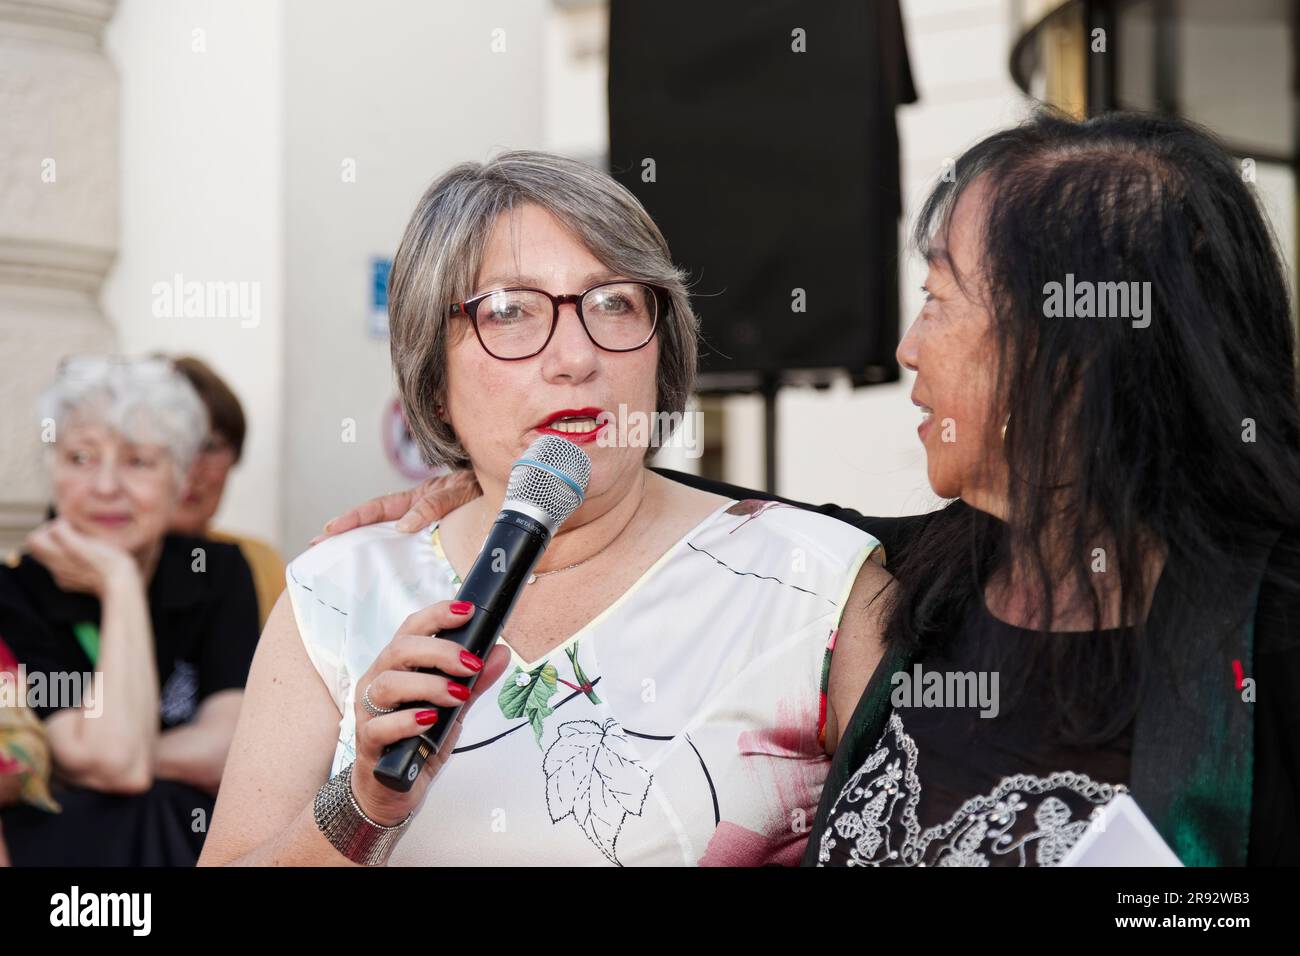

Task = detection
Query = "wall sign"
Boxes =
[382,396,441,482]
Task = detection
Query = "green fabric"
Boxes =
[72,621,100,667]
[1128,533,1274,866]
[803,638,915,867]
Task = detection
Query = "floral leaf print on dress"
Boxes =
[556,644,601,704]
[543,717,653,865]
[498,661,559,746]
[497,641,602,746]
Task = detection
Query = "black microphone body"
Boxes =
[372,508,550,790]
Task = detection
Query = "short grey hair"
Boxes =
[388,149,699,470]
[38,355,209,486]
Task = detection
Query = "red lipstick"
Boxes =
[534,407,608,444]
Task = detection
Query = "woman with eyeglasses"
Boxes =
[0,357,261,865]
[200,151,891,867]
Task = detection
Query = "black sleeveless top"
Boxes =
[815,602,1138,866]
[811,532,1300,867]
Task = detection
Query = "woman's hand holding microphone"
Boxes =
[314,598,509,862]
[308,469,509,862]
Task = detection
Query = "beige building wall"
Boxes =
[0,0,119,552]
[6,0,1294,559]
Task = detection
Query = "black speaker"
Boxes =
[608,0,915,391]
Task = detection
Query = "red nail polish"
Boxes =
[447,682,471,701]
[450,600,473,615]
[415,710,440,725]
[460,650,484,671]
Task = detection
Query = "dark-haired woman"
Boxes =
[751,108,1299,866]
[319,109,1299,866]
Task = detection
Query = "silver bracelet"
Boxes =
[313,761,412,865]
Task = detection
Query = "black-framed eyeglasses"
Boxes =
[449,280,667,360]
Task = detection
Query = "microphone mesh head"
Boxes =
[504,435,591,529]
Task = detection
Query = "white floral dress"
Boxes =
[285,498,880,866]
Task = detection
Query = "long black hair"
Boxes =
[884,108,1300,744]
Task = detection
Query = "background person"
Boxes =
[0,356,261,865]
[168,355,285,632]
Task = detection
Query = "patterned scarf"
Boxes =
[0,636,60,813]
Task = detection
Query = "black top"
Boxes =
[654,468,1300,866]
[819,605,1139,867]
[0,534,261,865]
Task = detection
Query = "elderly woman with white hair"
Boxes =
[0,355,261,866]
[201,151,891,867]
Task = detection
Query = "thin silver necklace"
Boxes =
[481,471,648,586]
[496,473,648,649]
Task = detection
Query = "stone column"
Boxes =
[0,0,118,551]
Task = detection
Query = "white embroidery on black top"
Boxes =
[159,660,199,726]
[818,710,1119,867]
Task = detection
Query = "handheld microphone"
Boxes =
[372,434,591,791]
